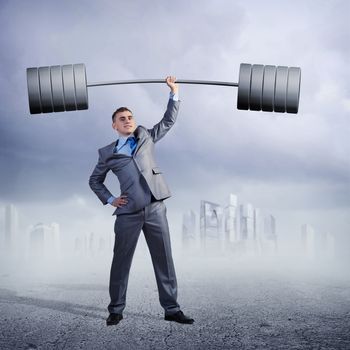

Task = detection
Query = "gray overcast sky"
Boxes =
[0,0,349,244]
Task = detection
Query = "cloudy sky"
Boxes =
[0,0,349,253]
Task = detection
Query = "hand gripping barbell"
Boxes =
[26,63,301,115]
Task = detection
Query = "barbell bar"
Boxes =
[26,63,301,115]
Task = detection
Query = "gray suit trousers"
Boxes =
[108,200,180,315]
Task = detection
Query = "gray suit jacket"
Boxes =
[89,99,180,215]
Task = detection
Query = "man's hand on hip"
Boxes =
[112,195,128,208]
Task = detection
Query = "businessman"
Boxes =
[89,76,194,326]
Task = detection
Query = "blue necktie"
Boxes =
[127,137,137,155]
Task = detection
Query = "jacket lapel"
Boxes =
[107,140,129,158]
[133,127,147,156]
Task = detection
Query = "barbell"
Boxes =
[26,63,301,115]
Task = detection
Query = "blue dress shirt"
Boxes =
[115,135,136,156]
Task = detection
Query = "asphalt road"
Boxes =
[0,256,349,350]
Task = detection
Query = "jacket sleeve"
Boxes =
[148,99,180,143]
[88,149,113,205]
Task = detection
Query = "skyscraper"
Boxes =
[324,232,335,259]
[264,215,276,239]
[29,222,61,260]
[239,203,255,254]
[200,200,223,251]
[254,208,264,255]
[4,204,19,256]
[224,194,238,244]
[301,224,315,259]
[182,210,196,248]
[239,203,254,241]
[261,214,278,254]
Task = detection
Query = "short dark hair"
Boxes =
[112,107,132,122]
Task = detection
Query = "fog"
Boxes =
[1,0,350,287]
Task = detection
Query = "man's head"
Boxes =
[112,107,137,136]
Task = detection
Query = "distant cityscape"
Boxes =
[182,193,335,260]
[182,194,277,257]
[0,203,113,262]
[0,199,336,262]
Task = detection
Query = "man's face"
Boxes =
[112,111,136,136]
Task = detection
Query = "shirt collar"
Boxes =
[116,133,135,151]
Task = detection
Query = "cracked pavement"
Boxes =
[0,255,349,349]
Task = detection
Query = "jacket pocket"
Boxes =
[152,167,162,174]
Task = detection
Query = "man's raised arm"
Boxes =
[148,76,180,143]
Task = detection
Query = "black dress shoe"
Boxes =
[106,313,123,326]
[164,310,194,324]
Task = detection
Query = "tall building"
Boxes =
[301,224,315,259]
[4,204,19,255]
[74,237,83,254]
[239,203,254,241]
[89,232,95,256]
[254,208,262,240]
[239,203,256,254]
[317,231,336,260]
[200,200,223,251]
[262,214,278,254]
[98,237,106,252]
[224,194,238,244]
[29,222,61,260]
[301,225,335,261]
[324,232,335,259]
[254,208,264,255]
[50,222,60,257]
[73,231,114,258]
[182,210,196,248]
[264,215,276,239]
[73,233,88,256]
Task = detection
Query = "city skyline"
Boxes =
[184,194,278,256]
[0,201,336,263]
